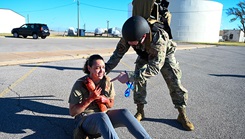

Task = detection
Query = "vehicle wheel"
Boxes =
[41,36,46,39]
[23,35,27,38]
[13,32,19,38]
[32,34,38,39]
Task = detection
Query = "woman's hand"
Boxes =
[69,86,103,117]
[96,96,114,108]
[90,86,102,100]
[96,95,109,104]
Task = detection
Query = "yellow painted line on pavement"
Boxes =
[0,65,39,97]
[121,61,134,70]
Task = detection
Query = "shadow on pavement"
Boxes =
[20,64,83,71]
[4,36,14,38]
[4,36,42,40]
[209,73,245,78]
[143,117,185,131]
[20,64,133,73]
[0,95,74,139]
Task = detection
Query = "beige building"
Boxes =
[221,30,245,42]
[0,9,25,33]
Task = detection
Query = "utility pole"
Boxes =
[77,0,80,37]
[107,20,109,37]
[27,14,29,23]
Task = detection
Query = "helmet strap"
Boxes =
[139,34,147,44]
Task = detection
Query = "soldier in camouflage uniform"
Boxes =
[106,0,194,131]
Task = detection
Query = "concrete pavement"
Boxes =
[0,42,215,66]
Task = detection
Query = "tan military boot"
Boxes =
[134,104,145,121]
[177,108,195,131]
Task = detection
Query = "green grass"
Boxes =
[0,33,119,39]
[1,33,244,46]
[0,33,12,36]
[0,33,60,37]
[187,41,245,47]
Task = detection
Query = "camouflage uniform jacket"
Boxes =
[106,24,176,82]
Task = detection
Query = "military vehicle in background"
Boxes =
[94,28,106,36]
[108,27,121,37]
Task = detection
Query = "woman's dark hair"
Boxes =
[83,54,104,74]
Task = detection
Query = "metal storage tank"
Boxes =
[168,0,223,42]
[0,9,25,33]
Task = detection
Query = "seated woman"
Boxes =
[68,54,151,139]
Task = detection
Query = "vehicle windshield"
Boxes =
[42,25,49,30]
[21,24,28,28]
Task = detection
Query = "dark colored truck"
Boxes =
[11,23,50,39]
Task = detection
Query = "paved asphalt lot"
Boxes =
[0,37,213,66]
[0,37,245,139]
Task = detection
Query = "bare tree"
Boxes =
[226,0,245,33]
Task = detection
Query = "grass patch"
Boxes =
[0,33,12,36]
[0,33,244,46]
[187,42,245,47]
[0,33,119,39]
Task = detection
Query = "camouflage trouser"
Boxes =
[133,54,188,108]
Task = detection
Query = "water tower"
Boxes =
[168,0,223,42]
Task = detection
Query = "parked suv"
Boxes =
[11,23,50,39]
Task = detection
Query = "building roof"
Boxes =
[0,8,25,17]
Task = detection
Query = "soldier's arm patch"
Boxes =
[117,44,127,53]
[116,38,129,53]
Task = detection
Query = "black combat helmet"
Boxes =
[122,16,150,42]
